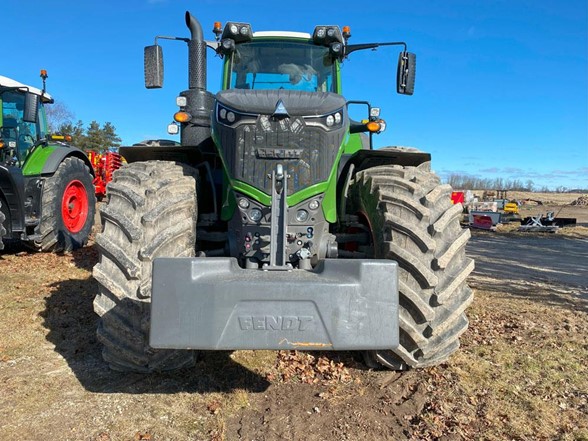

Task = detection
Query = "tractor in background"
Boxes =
[0,71,95,252]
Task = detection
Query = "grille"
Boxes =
[216,115,344,196]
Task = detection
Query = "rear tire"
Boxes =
[34,156,96,252]
[346,164,474,369]
[93,161,198,372]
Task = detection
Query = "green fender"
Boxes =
[22,144,94,177]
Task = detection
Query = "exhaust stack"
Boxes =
[185,12,207,91]
[181,11,213,148]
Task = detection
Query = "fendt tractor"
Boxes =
[0,72,95,252]
[93,12,474,372]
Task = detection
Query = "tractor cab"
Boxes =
[0,75,51,167]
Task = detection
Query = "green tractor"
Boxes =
[0,72,95,252]
[93,12,474,372]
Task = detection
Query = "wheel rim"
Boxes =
[61,180,89,233]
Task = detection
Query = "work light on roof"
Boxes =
[329,42,343,57]
[312,26,343,45]
[221,22,253,43]
[220,38,236,54]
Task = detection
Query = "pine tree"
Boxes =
[102,122,122,152]
[84,120,104,152]
[57,120,85,145]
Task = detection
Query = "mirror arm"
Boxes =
[205,40,220,51]
[345,41,407,56]
[152,36,218,50]
[154,35,190,45]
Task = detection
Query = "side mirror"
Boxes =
[397,52,416,95]
[144,45,164,89]
[23,93,39,123]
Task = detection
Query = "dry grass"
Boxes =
[413,288,588,440]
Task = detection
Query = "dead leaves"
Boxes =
[272,350,352,385]
[206,399,222,415]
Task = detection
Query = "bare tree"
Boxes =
[45,101,75,132]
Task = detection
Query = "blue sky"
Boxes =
[2,0,586,190]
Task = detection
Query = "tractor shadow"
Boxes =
[41,263,270,394]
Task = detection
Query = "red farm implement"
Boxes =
[88,152,123,201]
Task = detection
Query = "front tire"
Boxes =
[34,156,96,252]
[93,161,198,372]
[346,164,474,369]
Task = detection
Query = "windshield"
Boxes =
[227,41,336,92]
[0,90,39,163]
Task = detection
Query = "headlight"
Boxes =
[249,208,263,222]
[216,103,254,126]
[296,209,309,222]
[305,108,344,130]
[230,24,238,34]
[238,198,250,209]
[309,199,320,210]
[217,103,238,125]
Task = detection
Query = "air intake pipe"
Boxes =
[181,11,214,147]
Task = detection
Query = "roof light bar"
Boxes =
[312,26,343,46]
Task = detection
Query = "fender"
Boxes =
[0,165,26,235]
[22,144,94,177]
[338,147,431,180]
[41,144,95,176]
[336,147,431,219]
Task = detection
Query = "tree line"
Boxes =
[444,173,585,193]
[45,102,122,153]
[445,174,536,191]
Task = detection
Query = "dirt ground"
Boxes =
[0,199,587,440]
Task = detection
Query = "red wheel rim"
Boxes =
[61,180,89,233]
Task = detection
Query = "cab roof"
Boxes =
[0,75,53,103]
[252,31,311,39]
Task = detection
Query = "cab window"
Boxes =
[0,90,39,162]
[228,41,336,92]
